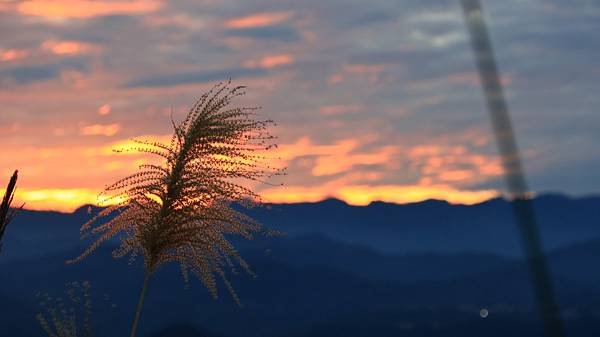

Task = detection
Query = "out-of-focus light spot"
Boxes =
[80,123,121,137]
[480,308,489,318]
[98,104,112,116]
[225,12,292,29]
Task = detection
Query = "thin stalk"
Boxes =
[129,272,152,337]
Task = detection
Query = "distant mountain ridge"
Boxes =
[2,193,599,261]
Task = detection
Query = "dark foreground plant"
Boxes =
[69,81,283,337]
[37,281,94,337]
[0,170,22,254]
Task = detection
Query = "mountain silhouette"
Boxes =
[0,194,599,336]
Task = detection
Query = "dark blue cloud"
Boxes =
[341,11,396,27]
[4,65,58,84]
[0,58,87,85]
[225,25,301,42]
[125,67,268,87]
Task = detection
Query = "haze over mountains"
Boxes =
[0,194,599,337]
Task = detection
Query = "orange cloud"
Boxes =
[277,137,469,183]
[80,123,121,137]
[244,54,294,69]
[0,49,28,62]
[42,40,94,55]
[17,0,161,20]
[225,11,292,29]
[438,169,473,182]
[277,137,357,161]
[408,144,503,186]
[312,146,397,176]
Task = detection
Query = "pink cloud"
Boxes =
[244,54,294,69]
[42,40,96,55]
[98,104,112,116]
[0,49,28,62]
[225,12,292,29]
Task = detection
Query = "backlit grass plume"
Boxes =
[69,81,283,337]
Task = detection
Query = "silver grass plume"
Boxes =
[69,81,284,304]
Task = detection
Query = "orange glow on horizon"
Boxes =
[9,188,115,213]
[6,184,499,213]
[262,184,498,206]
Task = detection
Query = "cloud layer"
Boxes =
[0,0,599,211]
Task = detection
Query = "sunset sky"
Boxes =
[0,0,598,211]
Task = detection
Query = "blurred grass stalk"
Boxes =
[0,170,21,254]
[460,1,565,337]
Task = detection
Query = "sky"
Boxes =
[0,0,599,212]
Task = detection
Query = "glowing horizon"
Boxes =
[4,185,500,213]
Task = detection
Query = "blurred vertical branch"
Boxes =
[460,1,565,337]
[0,170,22,254]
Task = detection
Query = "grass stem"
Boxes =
[130,272,152,337]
